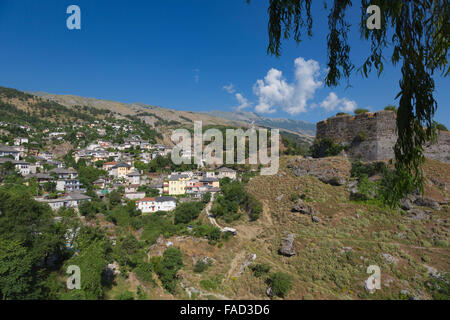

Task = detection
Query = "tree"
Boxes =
[79,201,97,219]
[63,241,108,300]
[255,0,448,205]
[109,190,122,206]
[157,247,183,293]
[174,201,204,225]
[0,239,35,299]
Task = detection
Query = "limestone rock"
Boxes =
[279,233,296,257]
[292,199,316,215]
[414,197,441,210]
[399,198,414,211]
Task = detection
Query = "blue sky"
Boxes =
[0,0,448,126]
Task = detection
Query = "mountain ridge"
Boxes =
[204,110,316,136]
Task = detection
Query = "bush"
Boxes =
[115,290,134,300]
[244,194,262,221]
[174,201,204,225]
[207,227,222,243]
[310,138,345,158]
[352,174,377,201]
[268,272,293,298]
[351,160,387,178]
[202,192,211,204]
[336,112,350,116]
[434,121,448,131]
[250,263,271,278]
[353,131,367,143]
[193,260,209,273]
[290,193,299,202]
[354,108,370,115]
[384,105,397,112]
[134,262,153,283]
[109,191,122,206]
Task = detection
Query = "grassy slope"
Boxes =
[105,156,449,300]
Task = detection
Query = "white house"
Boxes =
[136,196,176,213]
[35,192,91,211]
[0,158,30,175]
[14,137,29,146]
[0,145,20,160]
[217,167,237,180]
[50,168,78,180]
[56,179,83,192]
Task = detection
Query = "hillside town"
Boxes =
[0,86,448,302]
[0,130,238,214]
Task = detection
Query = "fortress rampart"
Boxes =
[316,110,449,163]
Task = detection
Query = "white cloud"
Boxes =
[223,83,235,94]
[253,57,322,115]
[223,83,251,111]
[235,93,251,111]
[320,92,357,113]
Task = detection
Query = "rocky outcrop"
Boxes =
[288,156,351,186]
[279,233,296,257]
[414,197,441,210]
[292,199,316,215]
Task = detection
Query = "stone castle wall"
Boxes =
[316,111,449,163]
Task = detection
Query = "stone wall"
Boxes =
[316,111,449,163]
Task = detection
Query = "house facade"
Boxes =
[136,196,177,213]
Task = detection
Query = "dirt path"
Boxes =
[224,250,247,281]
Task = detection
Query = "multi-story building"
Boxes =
[0,145,20,160]
[56,179,83,192]
[35,192,91,211]
[50,168,78,180]
[0,158,30,175]
[136,196,177,213]
[164,174,190,195]
[110,162,133,178]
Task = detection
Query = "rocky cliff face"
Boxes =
[316,111,449,163]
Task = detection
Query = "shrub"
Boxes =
[352,174,377,201]
[354,108,370,115]
[134,262,153,283]
[351,160,387,178]
[174,201,204,225]
[353,131,368,143]
[268,272,293,298]
[310,138,345,158]
[115,290,134,300]
[290,193,299,202]
[434,121,448,131]
[384,105,397,112]
[193,260,209,273]
[250,263,271,278]
[206,227,222,243]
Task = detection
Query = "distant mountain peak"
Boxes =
[204,110,316,136]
